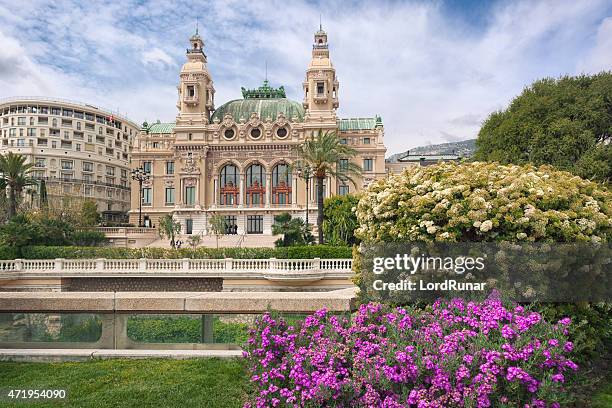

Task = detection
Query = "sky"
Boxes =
[0,0,610,156]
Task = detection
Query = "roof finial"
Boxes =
[265,60,268,82]
[319,14,322,31]
[195,17,199,35]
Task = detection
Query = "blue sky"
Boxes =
[0,0,610,155]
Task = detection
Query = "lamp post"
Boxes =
[131,167,150,227]
[296,164,312,226]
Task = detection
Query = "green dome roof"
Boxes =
[211,97,305,124]
[211,81,304,123]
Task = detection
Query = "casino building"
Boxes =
[130,26,387,236]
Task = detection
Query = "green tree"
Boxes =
[0,152,36,218]
[158,214,181,249]
[80,199,101,227]
[475,72,612,183]
[187,233,202,249]
[208,214,227,249]
[271,212,313,247]
[322,194,360,246]
[38,179,48,210]
[294,130,362,243]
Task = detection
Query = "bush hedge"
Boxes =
[0,245,352,260]
[355,162,611,243]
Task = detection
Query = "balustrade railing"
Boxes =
[0,258,353,275]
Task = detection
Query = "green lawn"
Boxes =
[593,378,612,408]
[0,358,250,408]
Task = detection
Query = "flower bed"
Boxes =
[244,294,578,407]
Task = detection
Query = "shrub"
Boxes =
[69,230,107,246]
[355,162,611,243]
[127,315,249,344]
[323,194,360,246]
[0,245,352,260]
[244,294,579,407]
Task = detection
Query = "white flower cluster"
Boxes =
[355,162,611,243]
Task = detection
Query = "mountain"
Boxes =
[387,139,476,162]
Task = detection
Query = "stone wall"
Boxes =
[62,277,223,292]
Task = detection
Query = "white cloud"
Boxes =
[578,17,612,73]
[142,48,175,67]
[0,0,610,155]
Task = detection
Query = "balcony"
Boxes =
[183,94,199,106]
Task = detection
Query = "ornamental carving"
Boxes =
[184,177,198,187]
[247,112,261,128]
[222,114,234,128]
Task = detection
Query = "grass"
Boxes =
[0,358,250,408]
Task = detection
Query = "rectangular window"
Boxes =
[84,185,92,196]
[340,138,347,145]
[338,185,350,196]
[17,117,26,125]
[165,187,175,205]
[185,186,196,205]
[187,85,195,97]
[34,158,46,168]
[363,158,373,172]
[142,161,152,174]
[61,160,73,170]
[338,159,349,171]
[247,215,263,234]
[83,174,93,183]
[316,82,325,95]
[83,162,93,172]
[185,219,193,235]
[16,139,25,146]
[106,166,115,176]
[363,137,371,144]
[224,216,237,234]
[27,128,36,137]
[142,188,152,205]
[166,161,174,175]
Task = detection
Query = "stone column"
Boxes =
[291,175,297,205]
[201,315,214,343]
[213,178,218,207]
[265,173,271,208]
[239,174,245,208]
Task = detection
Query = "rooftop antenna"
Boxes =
[195,17,199,35]
[319,14,322,30]
[265,61,268,82]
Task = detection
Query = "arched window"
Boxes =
[219,164,239,205]
[272,163,292,205]
[245,164,265,206]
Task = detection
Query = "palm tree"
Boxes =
[0,152,35,219]
[294,130,362,244]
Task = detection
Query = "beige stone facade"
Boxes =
[0,98,139,221]
[130,28,386,235]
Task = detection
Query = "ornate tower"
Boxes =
[303,25,339,123]
[176,28,215,123]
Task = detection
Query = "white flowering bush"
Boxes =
[355,162,611,243]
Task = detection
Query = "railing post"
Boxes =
[54,258,64,272]
[138,258,147,272]
[95,258,105,272]
[13,258,22,272]
[314,257,321,271]
[182,258,190,272]
[269,258,277,273]
[224,258,233,272]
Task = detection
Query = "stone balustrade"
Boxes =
[0,258,354,286]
